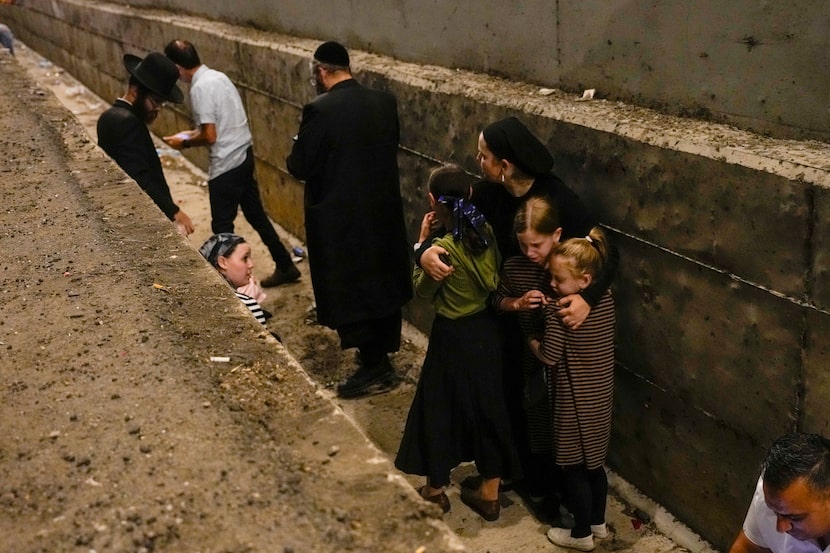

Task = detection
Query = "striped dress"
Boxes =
[539,291,615,469]
[235,291,267,326]
[493,255,557,453]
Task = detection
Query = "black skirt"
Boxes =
[395,310,520,487]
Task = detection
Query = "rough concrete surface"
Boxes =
[0,43,712,553]
[98,0,830,142]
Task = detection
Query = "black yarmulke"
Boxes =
[314,41,350,67]
[482,116,554,176]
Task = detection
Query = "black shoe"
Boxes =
[261,264,301,287]
[337,359,398,398]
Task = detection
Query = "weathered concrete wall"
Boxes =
[4,1,830,550]
[66,0,830,142]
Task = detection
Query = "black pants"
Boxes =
[561,464,608,538]
[208,147,292,270]
[336,309,402,366]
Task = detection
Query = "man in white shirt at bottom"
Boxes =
[729,432,830,553]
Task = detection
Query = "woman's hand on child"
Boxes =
[422,245,454,281]
[556,294,591,329]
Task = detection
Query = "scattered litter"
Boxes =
[37,59,52,68]
[538,87,557,96]
[64,85,85,97]
[84,477,102,487]
[210,356,230,363]
[152,283,170,292]
[633,507,650,522]
[579,88,596,100]
[631,507,650,529]
[292,246,305,263]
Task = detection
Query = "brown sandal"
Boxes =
[417,486,450,514]
[460,486,500,521]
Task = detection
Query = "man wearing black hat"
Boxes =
[287,41,412,398]
[97,52,194,235]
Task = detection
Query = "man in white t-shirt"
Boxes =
[163,40,300,287]
[729,433,830,553]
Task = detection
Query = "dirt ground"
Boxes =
[0,42,700,553]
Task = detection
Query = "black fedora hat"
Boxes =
[123,52,184,104]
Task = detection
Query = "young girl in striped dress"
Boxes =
[529,227,615,552]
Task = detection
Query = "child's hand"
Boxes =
[419,211,436,242]
[528,337,543,359]
[238,278,267,303]
[517,289,551,311]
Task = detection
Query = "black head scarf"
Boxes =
[482,116,554,177]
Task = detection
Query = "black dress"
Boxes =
[395,235,520,487]
[394,311,520,487]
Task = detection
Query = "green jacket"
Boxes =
[412,226,501,319]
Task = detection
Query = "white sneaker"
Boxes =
[591,523,608,539]
[546,527,596,552]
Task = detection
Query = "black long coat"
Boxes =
[97,99,180,220]
[286,79,412,328]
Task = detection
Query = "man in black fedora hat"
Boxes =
[97,52,194,235]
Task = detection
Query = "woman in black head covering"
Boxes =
[422,116,616,326]
[418,117,618,518]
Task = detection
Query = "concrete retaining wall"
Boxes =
[4,1,830,550]
[54,0,830,142]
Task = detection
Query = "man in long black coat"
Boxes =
[287,41,412,398]
[97,52,194,235]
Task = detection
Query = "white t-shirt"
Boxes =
[742,475,830,553]
[189,65,252,180]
